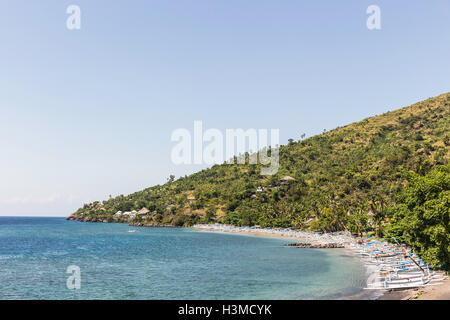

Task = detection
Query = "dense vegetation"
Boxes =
[69,93,449,265]
[384,164,449,269]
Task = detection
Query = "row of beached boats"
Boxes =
[194,224,448,291]
[349,238,447,290]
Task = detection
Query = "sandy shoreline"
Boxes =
[193,226,310,242]
[192,225,449,300]
[377,278,450,300]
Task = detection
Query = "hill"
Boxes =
[68,93,450,235]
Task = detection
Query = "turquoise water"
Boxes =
[0,217,368,300]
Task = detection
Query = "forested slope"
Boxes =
[68,93,450,235]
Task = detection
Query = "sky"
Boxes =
[0,1,449,216]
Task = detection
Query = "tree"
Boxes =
[384,164,450,269]
[202,206,217,223]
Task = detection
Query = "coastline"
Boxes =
[193,224,381,300]
[193,226,309,242]
[193,224,350,246]
[192,224,449,300]
[64,219,449,300]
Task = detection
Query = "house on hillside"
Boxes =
[123,211,137,219]
[280,176,296,185]
[138,208,150,216]
[122,211,132,219]
[305,217,318,226]
[366,210,375,217]
[187,195,196,203]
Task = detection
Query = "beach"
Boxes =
[192,224,353,245]
[193,224,449,300]
[378,278,450,300]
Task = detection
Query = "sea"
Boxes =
[0,217,371,300]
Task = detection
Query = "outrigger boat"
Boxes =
[193,224,447,291]
[360,237,447,290]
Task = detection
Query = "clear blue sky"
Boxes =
[0,1,449,216]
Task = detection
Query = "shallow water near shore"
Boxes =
[0,217,372,299]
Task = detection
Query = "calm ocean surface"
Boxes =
[0,217,370,300]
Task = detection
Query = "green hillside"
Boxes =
[68,93,450,235]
